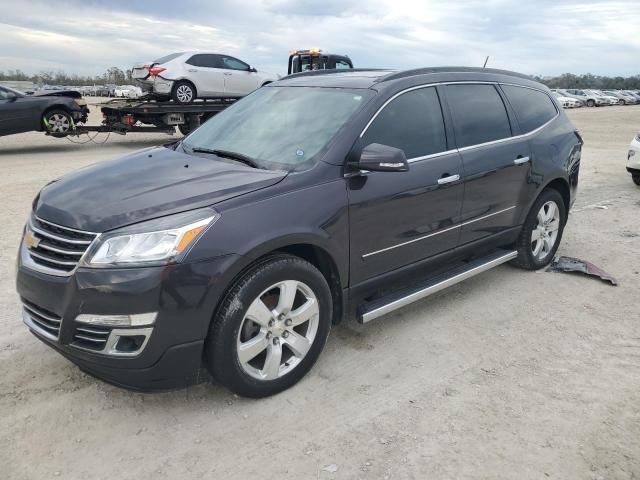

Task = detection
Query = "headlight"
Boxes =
[84,208,218,266]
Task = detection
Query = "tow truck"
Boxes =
[57,96,238,138]
[287,49,354,74]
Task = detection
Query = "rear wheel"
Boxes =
[205,254,332,398]
[587,99,595,107]
[512,189,566,270]
[43,109,73,137]
[171,80,196,103]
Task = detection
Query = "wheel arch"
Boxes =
[172,78,198,98]
[211,240,345,327]
[40,104,73,130]
[543,177,571,218]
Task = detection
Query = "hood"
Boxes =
[33,89,82,99]
[34,146,287,232]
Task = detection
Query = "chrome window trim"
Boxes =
[362,206,516,259]
[359,80,559,163]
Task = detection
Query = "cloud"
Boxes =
[0,0,638,78]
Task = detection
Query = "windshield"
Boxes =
[183,86,373,169]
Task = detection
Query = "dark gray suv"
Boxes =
[16,67,582,397]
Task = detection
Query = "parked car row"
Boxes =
[552,88,640,107]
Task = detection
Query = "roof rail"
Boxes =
[282,68,391,81]
[375,66,535,83]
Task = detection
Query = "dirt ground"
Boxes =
[1,102,639,480]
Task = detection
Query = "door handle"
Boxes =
[437,174,460,185]
[513,156,530,165]
[224,72,232,76]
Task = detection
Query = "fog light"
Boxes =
[76,312,157,327]
[114,335,146,352]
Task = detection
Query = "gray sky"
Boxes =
[1,0,638,78]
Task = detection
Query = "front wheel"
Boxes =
[512,189,567,270]
[205,254,332,398]
[587,99,595,107]
[632,174,640,186]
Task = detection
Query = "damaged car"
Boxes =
[0,85,89,137]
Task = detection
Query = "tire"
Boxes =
[43,109,74,137]
[178,124,191,136]
[204,254,332,398]
[512,188,567,270]
[171,80,196,103]
[632,175,640,186]
[587,99,595,107]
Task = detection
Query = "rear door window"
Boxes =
[445,84,512,148]
[186,54,221,68]
[501,85,558,133]
[361,87,447,159]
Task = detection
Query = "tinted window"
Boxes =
[502,85,557,133]
[186,54,221,68]
[362,87,447,159]
[335,60,351,69]
[446,84,512,148]
[221,56,249,71]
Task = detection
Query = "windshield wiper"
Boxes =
[190,147,261,169]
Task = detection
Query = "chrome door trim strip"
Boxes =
[362,206,516,259]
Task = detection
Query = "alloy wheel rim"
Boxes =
[531,200,560,261]
[176,85,193,102]
[48,113,70,133]
[236,280,319,381]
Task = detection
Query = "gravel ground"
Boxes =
[1,103,639,480]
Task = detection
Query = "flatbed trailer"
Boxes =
[70,96,240,137]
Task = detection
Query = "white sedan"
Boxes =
[132,52,279,103]
[551,92,582,108]
[628,132,640,186]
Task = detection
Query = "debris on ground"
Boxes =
[546,256,618,286]
[322,464,338,473]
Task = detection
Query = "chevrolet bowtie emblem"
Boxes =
[24,229,41,249]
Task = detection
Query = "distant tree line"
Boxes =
[2,68,639,90]
[533,73,640,90]
[0,67,133,86]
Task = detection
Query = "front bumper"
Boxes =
[628,139,640,170]
[16,251,241,391]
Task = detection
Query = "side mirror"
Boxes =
[249,66,258,73]
[349,143,409,173]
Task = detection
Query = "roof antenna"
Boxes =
[483,56,490,68]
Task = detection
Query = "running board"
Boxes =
[357,249,518,324]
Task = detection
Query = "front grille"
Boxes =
[26,216,98,274]
[72,324,112,351]
[22,299,62,339]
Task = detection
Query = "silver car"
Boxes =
[132,52,278,103]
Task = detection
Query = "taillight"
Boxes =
[145,66,166,76]
[122,115,136,126]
